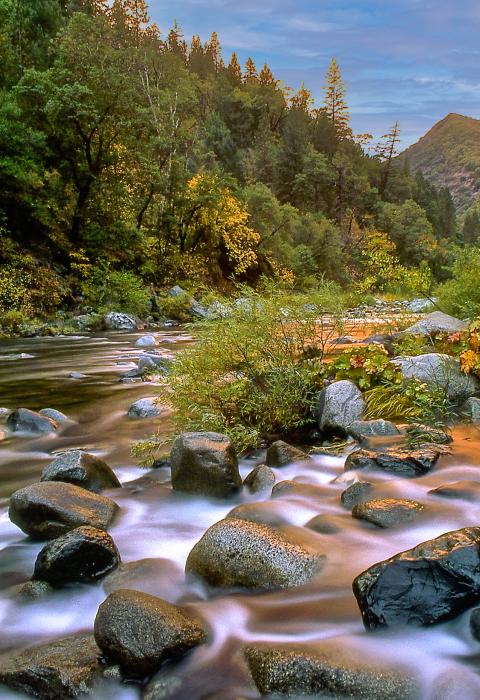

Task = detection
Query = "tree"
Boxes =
[379,199,436,266]
[244,57,258,83]
[259,63,275,86]
[227,52,242,84]
[463,210,480,245]
[323,58,350,139]
[207,31,223,70]
[290,83,313,112]
[376,121,401,195]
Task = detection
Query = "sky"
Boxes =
[148,0,480,149]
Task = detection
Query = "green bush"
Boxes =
[0,310,30,334]
[82,267,151,317]
[158,286,346,451]
[156,292,193,321]
[437,248,480,319]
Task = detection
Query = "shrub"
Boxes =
[437,248,480,318]
[158,286,346,451]
[0,310,30,334]
[81,267,150,317]
[156,292,193,322]
[328,344,401,390]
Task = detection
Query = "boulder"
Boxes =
[429,480,480,501]
[39,408,69,423]
[393,353,479,402]
[170,432,242,498]
[33,526,120,586]
[244,643,419,700]
[127,397,162,419]
[353,527,480,629]
[9,481,119,540]
[104,312,138,331]
[404,311,467,336]
[41,450,121,493]
[6,408,57,435]
[0,633,101,699]
[138,353,170,374]
[186,518,324,590]
[352,498,424,528]
[462,396,480,422]
[168,285,209,319]
[94,589,206,675]
[265,440,311,467]
[348,419,400,442]
[316,380,365,434]
[406,298,435,313]
[405,423,452,444]
[243,465,275,494]
[344,447,441,477]
[135,335,156,348]
[341,481,374,509]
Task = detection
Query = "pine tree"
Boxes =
[376,121,401,194]
[259,63,275,86]
[167,21,187,59]
[227,52,242,83]
[208,31,223,70]
[323,58,350,139]
[244,57,258,83]
[290,82,313,112]
[463,211,480,245]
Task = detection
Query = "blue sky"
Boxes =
[149,0,480,148]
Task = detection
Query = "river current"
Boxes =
[1,331,480,698]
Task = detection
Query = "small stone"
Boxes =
[127,398,162,418]
[341,481,374,509]
[352,498,424,528]
[305,515,342,534]
[135,335,156,348]
[41,450,121,493]
[348,420,400,442]
[39,408,69,423]
[243,465,275,494]
[17,579,55,601]
[265,440,311,467]
[69,371,87,379]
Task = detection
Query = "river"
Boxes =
[1,331,480,698]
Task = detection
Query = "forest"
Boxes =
[0,0,478,329]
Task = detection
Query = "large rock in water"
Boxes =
[353,527,480,629]
[352,498,424,528]
[170,432,242,498]
[127,397,162,418]
[244,643,419,700]
[186,518,324,590]
[265,440,311,467]
[0,632,101,699]
[316,380,365,434]
[9,482,119,540]
[7,408,57,435]
[103,311,138,330]
[404,311,467,336]
[243,465,275,494]
[345,447,441,477]
[393,353,479,402]
[41,450,121,493]
[94,589,206,675]
[33,526,120,586]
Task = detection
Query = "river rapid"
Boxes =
[1,331,480,698]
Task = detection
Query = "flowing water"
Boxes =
[1,331,480,698]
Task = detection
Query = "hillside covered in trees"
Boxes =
[0,0,476,325]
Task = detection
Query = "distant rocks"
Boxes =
[404,311,467,336]
[135,334,156,348]
[186,518,324,590]
[9,481,119,539]
[353,527,480,629]
[345,447,442,477]
[104,311,138,331]
[6,408,57,435]
[352,498,424,528]
[33,526,120,586]
[94,589,206,675]
[41,450,121,493]
[265,440,311,467]
[316,380,365,434]
[170,432,242,498]
[127,397,162,419]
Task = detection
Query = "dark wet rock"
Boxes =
[41,450,121,493]
[405,423,453,445]
[39,408,69,423]
[431,668,480,700]
[404,311,467,336]
[127,398,162,418]
[348,419,400,442]
[341,481,374,509]
[6,408,57,435]
[316,380,365,435]
[103,558,183,600]
[243,465,275,494]
[135,335,156,348]
[104,311,138,330]
[33,526,120,586]
[0,632,101,699]
[470,607,480,641]
[393,353,479,402]
[429,480,480,502]
[265,440,311,467]
[186,518,324,590]
[9,481,119,540]
[344,447,441,477]
[353,527,480,629]
[462,396,480,422]
[244,643,419,700]
[171,432,242,498]
[352,498,424,528]
[305,514,342,534]
[94,589,206,675]
[226,503,289,528]
[17,579,55,601]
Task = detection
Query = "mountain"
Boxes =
[400,113,480,211]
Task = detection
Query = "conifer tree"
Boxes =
[259,63,275,86]
[244,57,258,83]
[376,121,401,194]
[208,31,223,70]
[290,82,313,112]
[227,52,242,83]
[167,21,187,59]
[323,58,350,138]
